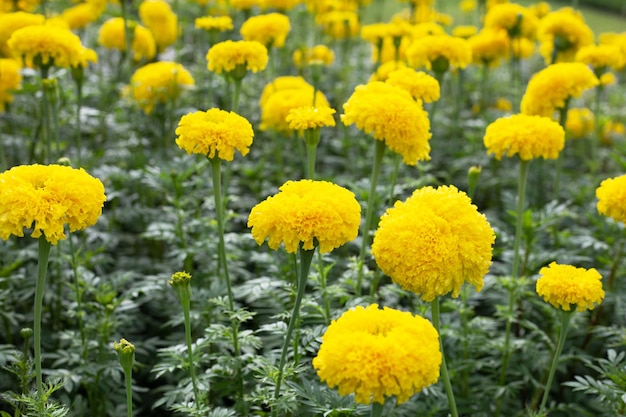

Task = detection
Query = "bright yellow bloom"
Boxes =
[372,185,495,301]
[410,21,446,38]
[0,58,22,112]
[0,164,106,245]
[484,114,564,160]
[536,262,604,312]
[521,63,598,117]
[576,44,624,73]
[259,0,302,11]
[61,3,102,30]
[175,108,253,161]
[406,34,472,73]
[452,25,478,39]
[537,8,594,64]
[259,75,312,105]
[493,97,512,112]
[597,174,626,224]
[8,25,85,69]
[511,36,536,59]
[469,28,510,67]
[260,86,329,132]
[342,81,431,165]
[599,72,617,86]
[565,108,594,139]
[369,61,407,82]
[98,17,157,61]
[127,61,194,114]
[316,11,360,39]
[247,179,361,253]
[484,3,538,39]
[286,105,336,131]
[292,45,334,68]
[195,15,233,32]
[385,67,440,103]
[206,40,268,76]
[313,304,441,405]
[460,0,477,13]
[240,13,290,49]
[139,0,178,52]
[0,12,46,56]
[0,0,39,12]
[529,1,551,18]
[229,0,261,11]
[599,32,626,70]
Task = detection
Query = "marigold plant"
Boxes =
[240,13,291,49]
[286,105,336,132]
[0,58,22,112]
[7,24,85,69]
[406,34,472,73]
[537,8,594,64]
[206,40,268,75]
[536,262,604,311]
[596,174,626,224]
[98,17,157,61]
[139,0,178,52]
[127,61,195,114]
[385,67,440,103]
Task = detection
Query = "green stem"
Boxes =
[68,233,86,350]
[370,401,384,417]
[431,297,459,417]
[356,139,386,296]
[539,310,574,413]
[231,78,242,113]
[124,364,133,417]
[306,142,317,180]
[75,81,83,165]
[554,103,569,200]
[121,0,133,77]
[387,153,401,208]
[180,285,201,410]
[272,246,315,417]
[317,251,331,324]
[34,237,52,395]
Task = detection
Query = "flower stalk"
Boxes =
[431,297,459,417]
[34,236,52,395]
[539,310,574,413]
[113,338,136,417]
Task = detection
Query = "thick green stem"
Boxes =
[356,139,386,296]
[34,237,52,395]
[272,246,315,417]
[306,142,317,180]
[75,81,83,164]
[180,287,201,410]
[387,153,400,208]
[370,401,384,417]
[317,251,331,324]
[231,78,242,113]
[124,365,133,417]
[539,310,574,413]
[431,297,459,417]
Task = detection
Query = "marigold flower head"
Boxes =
[206,40,268,77]
[293,45,334,68]
[372,185,494,301]
[175,108,254,161]
[286,105,336,131]
[537,8,594,64]
[410,21,446,38]
[599,32,626,70]
[600,120,625,145]
[139,0,178,52]
[520,63,598,117]
[0,12,46,54]
[0,58,22,112]
[248,179,361,253]
[0,0,40,12]
[240,13,290,49]
[536,262,604,312]
[259,0,302,11]
[316,11,360,39]
[565,107,594,139]
[483,3,538,39]
[195,15,233,32]
[460,0,477,13]
[596,174,626,224]
[259,75,312,105]
[369,61,407,82]
[313,304,441,404]
[229,0,261,11]
[342,81,431,165]
[406,34,472,73]
[575,44,624,73]
[599,72,617,86]
[0,164,106,245]
[98,18,157,61]
[60,3,102,30]
[529,1,551,18]
[452,25,478,39]
[484,114,565,161]
[127,61,194,114]
[469,28,510,67]
[385,67,440,103]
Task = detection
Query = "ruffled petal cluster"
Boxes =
[195,15,233,32]
[247,179,361,253]
[520,62,598,117]
[175,108,254,161]
[483,3,538,39]
[537,8,594,64]
[596,174,626,224]
[0,58,22,112]
[342,81,431,165]
[60,3,102,30]
[372,185,495,301]
[98,17,156,61]
[406,34,472,72]
[536,262,604,311]
[292,44,334,68]
[385,67,440,103]
[575,44,625,72]
[8,24,85,69]
[0,11,45,55]
[127,61,195,114]
[469,28,510,67]
[484,114,564,160]
[0,164,106,245]
[240,13,291,48]
[206,40,268,75]
[313,304,441,404]
[286,105,336,131]
[316,11,360,39]
[139,0,178,51]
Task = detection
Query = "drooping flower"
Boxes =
[7,24,85,70]
[0,164,106,245]
[406,34,472,74]
[372,185,495,302]
[194,15,233,33]
[175,108,254,161]
[139,0,178,52]
[520,62,598,117]
[342,81,431,165]
[0,58,22,112]
[484,114,565,160]
[385,67,440,103]
[286,105,336,132]
[313,304,441,405]
[247,179,361,254]
[596,174,626,224]
[98,17,157,62]
[536,262,604,312]
[240,13,291,49]
[565,107,595,139]
[537,8,594,64]
[126,61,194,114]
[206,40,268,77]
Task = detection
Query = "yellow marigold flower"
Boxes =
[247,179,361,253]
[410,21,446,38]
[599,32,626,70]
[0,58,22,112]
[369,61,407,82]
[536,262,604,312]
[511,36,536,59]
[597,174,626,224]
[576,44,624,73]
[206,40,268,76]
[600,72,617,86]
[240,13,290,49]
[127,61,194,114]
[260,85,329,132]
[484,3,538,39]
[195,15,233,32]
[469,28,510,67]
[259,75,312,105]
[292,44,334,68]
[520,62,598,117]
[537,8,594,64]
[0,0,39,12]
[460,0,477,13]
[493,97,512,112]
[385,67,440,103]
[484,114,565,161]
[313,304,441,405]
[565,107,594,139]
[175,108,253,161]
[259,0,302,11]
[7,25,84,69]
[139,0,178,52]
[529,1,551,18]
[286,105,336,131]
[61,3,102,30]
[229,0,261,11]
[98,18,157,61]
[0,164,106,245]
[316,11,360,39]
[452,25,478,39]
[0,12,46,55]
[342,81,431,165]
[406,34,472,73]
[372,185,495,302]
[600,120,625,145]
